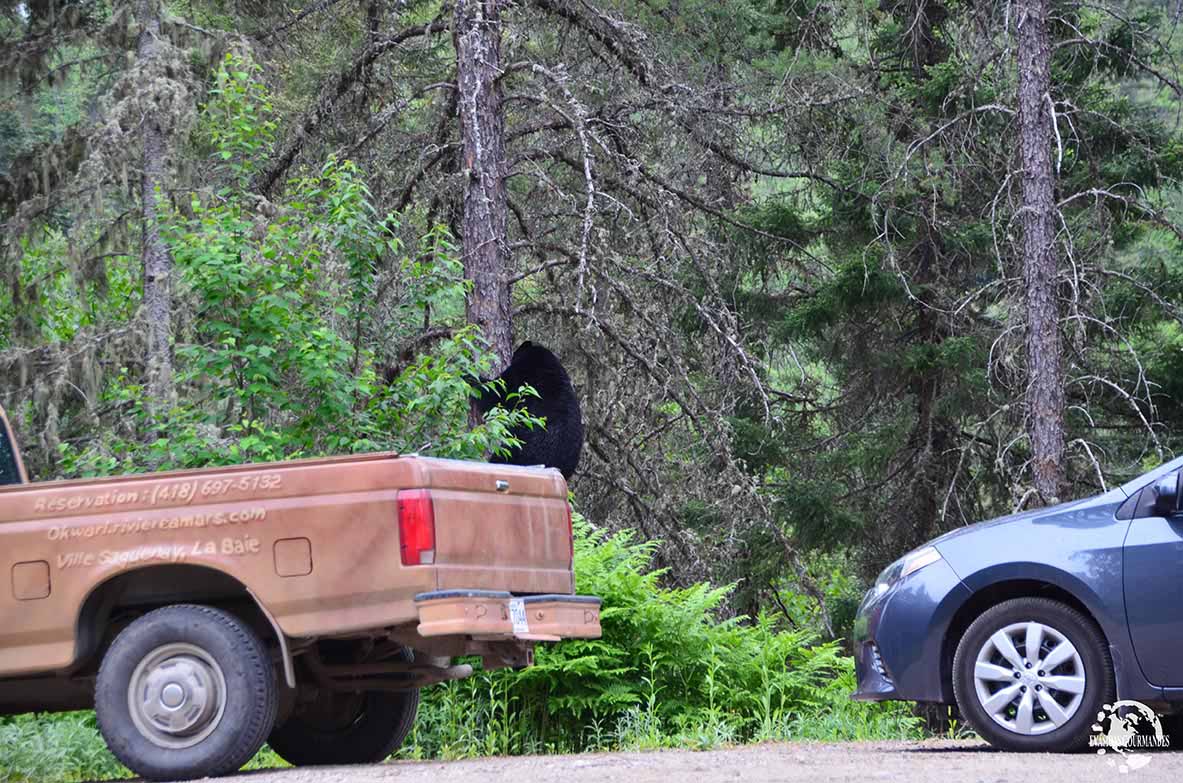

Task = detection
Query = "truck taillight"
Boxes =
[397,489,435,566]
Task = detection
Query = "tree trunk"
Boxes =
[1016,0,1065,504]
[135,0,175,416]
[455,0,513,386]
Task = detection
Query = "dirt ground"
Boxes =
[205,740,1183,783]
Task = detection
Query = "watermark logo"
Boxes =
[1090,700,1170,774]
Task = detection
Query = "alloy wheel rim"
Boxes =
[972,620,1086,736]
[127,642,227,749]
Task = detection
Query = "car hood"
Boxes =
[927,494,1109,549]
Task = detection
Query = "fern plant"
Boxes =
[403,516,924,757]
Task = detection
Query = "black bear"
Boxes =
[473,342,584,479]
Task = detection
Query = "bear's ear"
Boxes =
[513,340,535,358]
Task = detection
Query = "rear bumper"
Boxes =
[415,589,602,641]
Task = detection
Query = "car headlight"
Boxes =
[872,545,942,598]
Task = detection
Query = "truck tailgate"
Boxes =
[413,458,574,595]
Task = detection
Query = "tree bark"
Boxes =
[1016,0,1065,504]
[455,0,513,385]
[135,0,175,416]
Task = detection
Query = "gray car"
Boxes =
[852,457,1183,751]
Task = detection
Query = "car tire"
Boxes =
[267,687,419,765]
[952,597,1113,752]
[95,604,278,781]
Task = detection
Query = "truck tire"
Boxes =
[95,604,278,781]
[267,687,420,765]
[952,597,1113,752]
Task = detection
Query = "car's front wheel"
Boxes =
[952,597,1113,752]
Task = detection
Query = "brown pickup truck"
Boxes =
[0,406,601,780]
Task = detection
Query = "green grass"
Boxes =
[0,713,127,783]
[0,713,289,782]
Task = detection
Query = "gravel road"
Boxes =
[202,740,1182,783]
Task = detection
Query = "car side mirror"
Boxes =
[1151,474,1180,517]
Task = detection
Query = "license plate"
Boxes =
[508,598,529,634]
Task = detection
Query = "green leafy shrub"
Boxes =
[58,55,541,477]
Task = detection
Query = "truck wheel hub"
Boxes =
[160,682,186,708]
[128,643,227,748]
